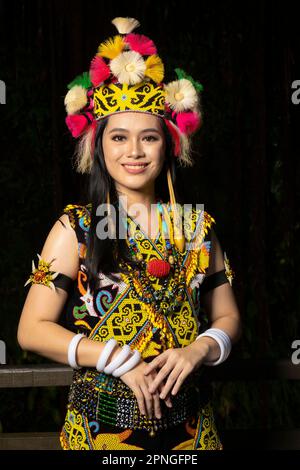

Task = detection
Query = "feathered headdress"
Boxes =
[64,17,204,173]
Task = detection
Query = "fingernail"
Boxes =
[157,413,161,419]
[160,394,165,399]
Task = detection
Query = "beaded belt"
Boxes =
[67,368,207,437]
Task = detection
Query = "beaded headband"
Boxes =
[64,17,204,173]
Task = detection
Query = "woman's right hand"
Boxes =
[119,359,173,419]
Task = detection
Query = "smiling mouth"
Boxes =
[122,163,150,168]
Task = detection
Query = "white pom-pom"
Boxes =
[110,51,146,85]
[164,79,198,113]
[111,17,140,34]
[64,85,88,115]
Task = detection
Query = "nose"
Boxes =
[127,137,145,158]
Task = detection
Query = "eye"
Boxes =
[143,135,159,142]
[111,135,126,142]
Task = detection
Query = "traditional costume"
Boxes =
[24,17,234,450]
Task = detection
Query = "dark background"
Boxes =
[0,0,299,442]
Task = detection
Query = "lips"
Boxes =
[122,162,150,174]
[121,163,149,167]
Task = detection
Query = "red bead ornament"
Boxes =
[147,259,171,278]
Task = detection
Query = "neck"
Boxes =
[117,186,157,214]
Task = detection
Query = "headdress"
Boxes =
[64,16,204,174]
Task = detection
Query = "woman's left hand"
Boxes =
[143,340,210,399]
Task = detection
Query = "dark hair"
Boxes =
[85,116,183,295]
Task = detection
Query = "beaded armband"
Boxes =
[24,254,74,293]
[200,252,235,295]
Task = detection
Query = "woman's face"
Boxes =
[102,112,166,195]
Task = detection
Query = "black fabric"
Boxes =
[200,269,229,295]
[53,272,75,293]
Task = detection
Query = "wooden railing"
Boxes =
[0,359,299,450]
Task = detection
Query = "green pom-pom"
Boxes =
[175,68,204,92]
[67,72,92,90]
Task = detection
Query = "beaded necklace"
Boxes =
[118,201,187,351]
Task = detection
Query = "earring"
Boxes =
[106,188,115,238]
[167,167,185,253]
[106,189,111,218]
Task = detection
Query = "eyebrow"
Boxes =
[108,128,161,134]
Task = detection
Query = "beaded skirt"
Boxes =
[59,368,223,450]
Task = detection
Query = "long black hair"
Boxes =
[84,116,184,295]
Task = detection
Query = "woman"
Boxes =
[18,17,241,450]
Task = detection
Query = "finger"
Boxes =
[152,390,162,419]
[140,383,154,419]
[143,355,165,376]
[158,382,172,408]
[171,370,188,396]
[159,366,183,399]
[148,365,172,394]
[134,386,147,416]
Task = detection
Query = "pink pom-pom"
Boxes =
[65,113,93,138]
[176,112,201,135]
[125,33,157,55]
[90,55,111,87]
[164,119,181,157]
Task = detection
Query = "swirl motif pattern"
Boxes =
[93,82,165,118]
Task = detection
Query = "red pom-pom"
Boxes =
[65,113,93,138]
[89,55,111,87]
[147,259,170,278]
[176,111,201,135]
[125,33,157,55]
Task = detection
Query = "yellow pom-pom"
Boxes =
[64,85,88,115]
[98,35,125,60]
[111,17,140,34]
[144,55,164,84]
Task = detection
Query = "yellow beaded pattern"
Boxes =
[185,212,216,287]
[94,82,165,119]
[62,204,215,358]
[59,203,224,450]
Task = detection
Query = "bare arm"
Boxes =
[190,228,242,362]
[17,213,122,367]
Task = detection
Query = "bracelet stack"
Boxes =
[67,334,141,376]
[97,338,141,377]
[196,327,232,366]
[67,333,86,369]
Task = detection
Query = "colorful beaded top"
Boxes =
[49,201,232,448]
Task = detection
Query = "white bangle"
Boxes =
[68,333,86,369]
[96,338,118,372]
[112,349,141,377]
[196,328,231,366]
[103,345,132,374]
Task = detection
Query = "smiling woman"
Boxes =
[103,113,166,190]
[17,16,241,451]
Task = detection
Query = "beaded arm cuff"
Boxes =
[24,254,74,293]
[200,253,235,295]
